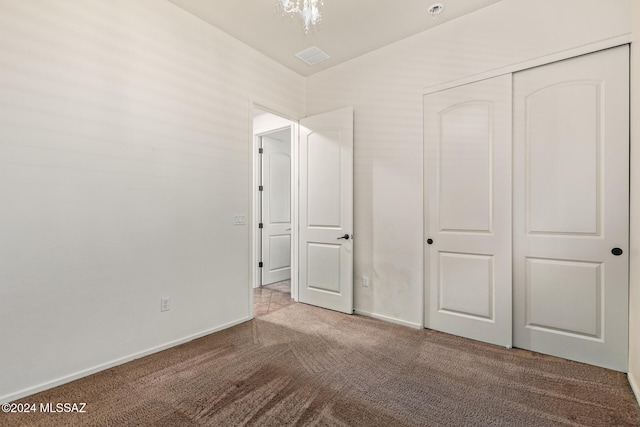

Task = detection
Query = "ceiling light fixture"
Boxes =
[428,3,445,18]
[276,0,323,33]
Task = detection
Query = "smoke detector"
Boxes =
[428,3,445,18]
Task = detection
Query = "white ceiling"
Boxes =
[168,0,503,77]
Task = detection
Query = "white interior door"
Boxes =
[513,46,629,371]
[424,75,512,347]
[299,107,353,314]
[261,130,292,285]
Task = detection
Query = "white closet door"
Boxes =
[513,46,629,371]
[424,75,512,347]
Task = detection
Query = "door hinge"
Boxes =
[258,262,263,268]
[258,148,263,154]
[258,223,264,229]
[258,185,264,191]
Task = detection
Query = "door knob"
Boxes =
[612,247,623,256]
[337,234,350,240]
[427,238,434,245]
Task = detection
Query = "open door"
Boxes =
[298,107,353,314]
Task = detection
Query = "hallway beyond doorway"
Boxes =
[254,280,294,317]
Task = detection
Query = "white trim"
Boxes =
[290,121,300,302]
[252,131,261,291]
[354,309,422,330]
[422,35,632,95]
[250,97,300,123]
[248,101,257,316]
[419,85,426,330]
[249,106,260,292]
[0,316,252,405]
[629,371,640,407]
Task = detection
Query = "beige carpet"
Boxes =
[2,300,639,426]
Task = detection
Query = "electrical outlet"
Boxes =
[362,276,369,287]
[160,297,171,312]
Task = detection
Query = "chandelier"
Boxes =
[276,0,323,33]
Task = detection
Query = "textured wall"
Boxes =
[0,0,635,405]
[0,0,304,401]
[306,0,632,327]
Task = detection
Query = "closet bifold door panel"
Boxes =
[424,74,513,348]
[513,46,629,371]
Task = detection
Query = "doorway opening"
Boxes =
[252,107,297,304]
[251,105,354,316]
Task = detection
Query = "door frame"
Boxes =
[250,103,299,311]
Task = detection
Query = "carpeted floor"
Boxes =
[2,288,639,426]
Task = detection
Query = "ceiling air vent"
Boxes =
[295,46,330,65]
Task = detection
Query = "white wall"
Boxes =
[0,0,304,402]
[1,0,635,405]
[629,0,640,402]
[306,0,632,327]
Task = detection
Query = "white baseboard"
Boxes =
[354,309,422,330]
[629,371,640,406]
[0,316,252,404]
